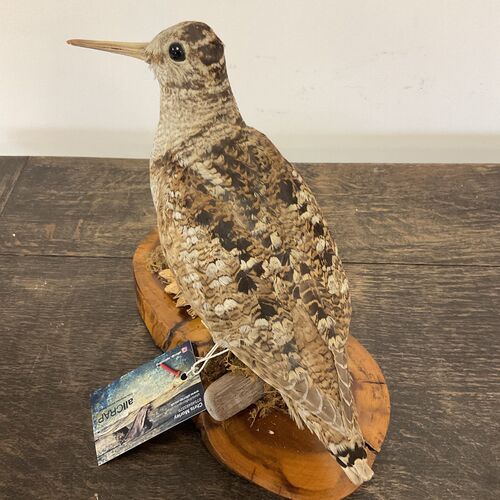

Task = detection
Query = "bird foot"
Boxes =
[158,268,197,318]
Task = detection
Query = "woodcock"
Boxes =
[68,21,373,485]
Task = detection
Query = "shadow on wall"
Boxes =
[1,128,500,163]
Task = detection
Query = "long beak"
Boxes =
[67,39,148,61]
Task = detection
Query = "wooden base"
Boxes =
[133,231,390,499]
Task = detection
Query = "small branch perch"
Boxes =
[204,373,265,421]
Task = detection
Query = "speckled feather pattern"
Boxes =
[148,21,372,484]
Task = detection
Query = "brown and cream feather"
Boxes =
[70,20,373,485]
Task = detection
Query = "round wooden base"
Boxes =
[133,231,390,499]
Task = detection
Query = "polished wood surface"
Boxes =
[0,157,499,499]
[133,231,390,499]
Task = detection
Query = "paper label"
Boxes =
[90,341,205,465]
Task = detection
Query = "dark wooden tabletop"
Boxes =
[0,156,499,500]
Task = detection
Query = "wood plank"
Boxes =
[0,156,26,215]
[345,262,500,499]
[299,163,500,266]
[0,158,499,266]
[0,156,155,257]
[0,254,498,498]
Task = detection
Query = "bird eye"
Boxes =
[168,42,185,62]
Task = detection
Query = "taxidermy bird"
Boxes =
[68,21,373,484]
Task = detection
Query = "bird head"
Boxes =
[67,21,227,91]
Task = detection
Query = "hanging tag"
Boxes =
[90,341,205,465]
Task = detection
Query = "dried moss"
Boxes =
[146,245,168,274]
[248,389,287,425]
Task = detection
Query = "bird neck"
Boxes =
[151,81,244,162]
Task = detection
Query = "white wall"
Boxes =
[1,0,499,162]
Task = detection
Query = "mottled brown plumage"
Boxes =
[69,21,373,484]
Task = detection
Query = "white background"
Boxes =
[1,0,499,162]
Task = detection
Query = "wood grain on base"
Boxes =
[133,230,391,499]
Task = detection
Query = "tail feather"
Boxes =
[338,456,373,485]
[331,443,374,485]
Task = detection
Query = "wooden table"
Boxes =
[0,156,498,499]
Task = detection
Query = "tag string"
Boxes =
[182,343,229,379]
